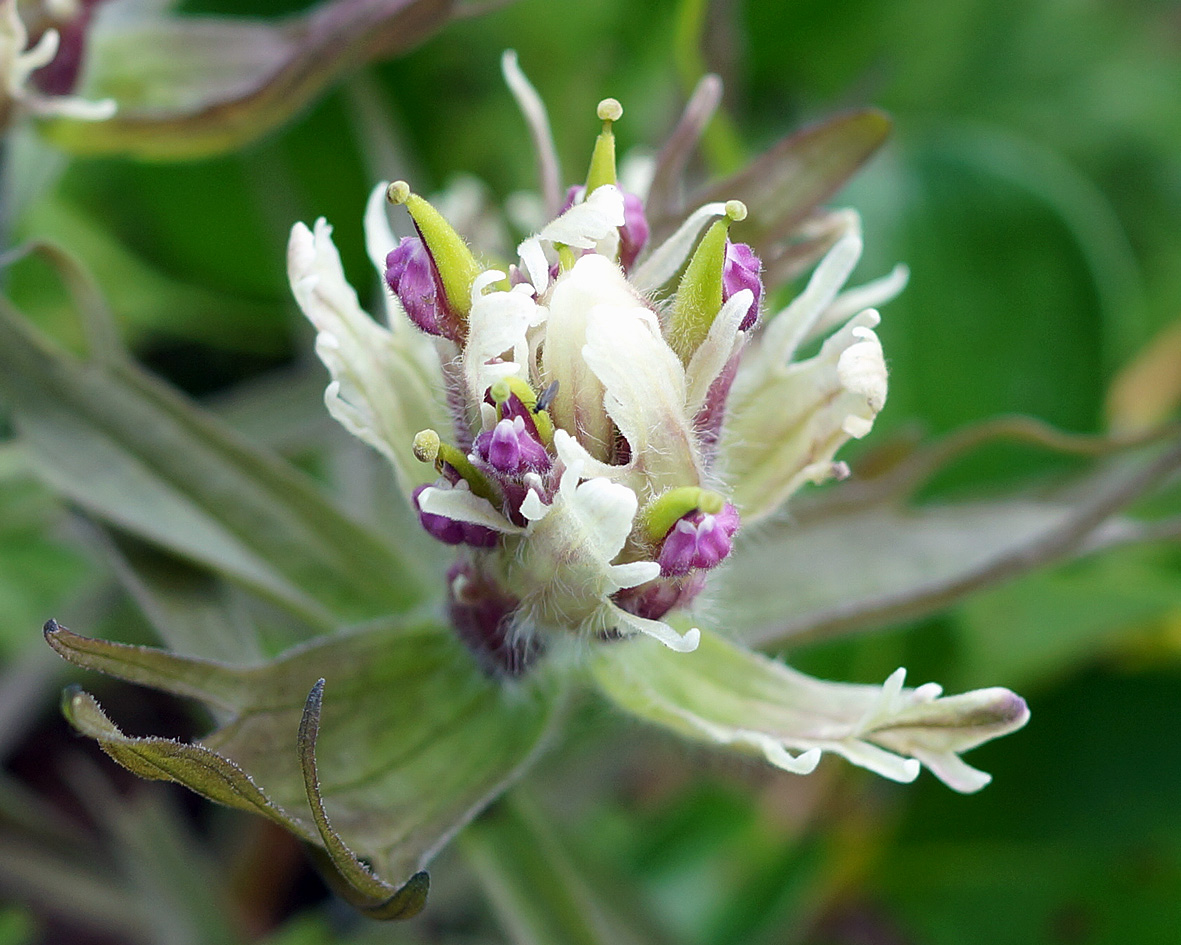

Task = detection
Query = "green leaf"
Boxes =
[0,775,153,942]
[461,792,672,945]
[42,0,459,160]
[0,291,429,632]
[0,471,98,657]
[47,617,561,910]
[955,545,1181,689]
[70,776,246,945]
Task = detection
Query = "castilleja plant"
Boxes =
[36,54,1027,918]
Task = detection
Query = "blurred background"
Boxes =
[2,0,1181,942]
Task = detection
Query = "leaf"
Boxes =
[461,792,673,945]
[47,617,561,909]
[954,545,1181,689]
[718,429,1181,649]
[0,292,430,632]
[42,0,460,160]
[67,768,247,945]
[297,679,430,919]
[650,110,891,258]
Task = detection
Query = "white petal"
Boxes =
[910,751,992,793]
[567,477,639,562]
[608,560,662,589]
[591,630,1027,790]
[805,263,910,345]
[288,220,445,497]
[1,8,116,121]
[837,324,888,425]
[582,293,701,492]
[517,236,552,293]
[752,228,863,373]
[538,184,625,249]
[724,310,887,521]
[543,254,643,458]
[552,428,623,482]
[519,487,549,522]
[465,276,545,399]
[684,288,752,417]
[610,606,701,652]
[417,486,523,534]
[822,741,922,783]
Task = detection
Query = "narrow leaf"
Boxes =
[298,680,429,920]
[718,433,1181,648]
[60,686,312,836]
[461,792,670,945]
[0,294,429,630]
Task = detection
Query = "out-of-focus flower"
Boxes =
[0,0,113,130]
[34,0,487,159]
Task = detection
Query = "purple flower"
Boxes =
[657,502,740,576]
[723,241,764,331]
[475,416,551,475]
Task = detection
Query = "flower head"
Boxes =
[295,91,898,666]
[288,54,1025,803]
[25,54,1033,923]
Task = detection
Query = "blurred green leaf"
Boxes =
[72,775,247,945]
[0,472,97,656]
[876,669,1181,945]
[719,431,1181,649]
[0,289,430,634]
[955,545,1181,690]
[100,532,265,663]
[0,909,34,945]
[461,791,673,945]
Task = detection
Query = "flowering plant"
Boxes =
[24,54,1036,918]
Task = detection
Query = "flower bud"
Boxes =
[619,191,650,272]
[723,241,763,330]
[657,502,740,576]
[475,416,551,475]
[387,180,483,336]
[385,237,456,338]
[668,200,749,362]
